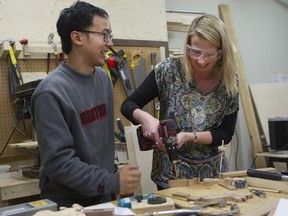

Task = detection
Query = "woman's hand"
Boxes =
[140,114,166,152]
[133,109,165,151]
[176,132,192,148]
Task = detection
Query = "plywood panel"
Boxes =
[0,0,167,42]
[249,83,288,145]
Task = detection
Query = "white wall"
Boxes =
[165,0,288,170]
[166,0,288,84]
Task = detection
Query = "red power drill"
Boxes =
[136,119,178,162]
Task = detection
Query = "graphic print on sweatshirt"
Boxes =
[80,103,107,126]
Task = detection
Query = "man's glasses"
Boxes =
[186,45,222,61]
[80,30,113,42]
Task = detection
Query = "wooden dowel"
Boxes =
[247,187,280,193]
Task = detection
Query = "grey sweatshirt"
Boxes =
[31,63,119,206]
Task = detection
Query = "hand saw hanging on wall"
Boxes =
[130,50,147,89]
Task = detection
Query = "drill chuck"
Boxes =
[166,142,178,162]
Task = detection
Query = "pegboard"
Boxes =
[0,60,35,167]
[112,45,161,128]
[0,58,58,167]
[0,43,164,168]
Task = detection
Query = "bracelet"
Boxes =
[193,132,197,144]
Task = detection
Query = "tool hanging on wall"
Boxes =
[8,41,24,85]
[151,52,160,119]
[5,39,28,94]
[130,49,149,111]
[114,118,126,142]
[102,49,119,86]
[47,33,64,73]
[110,47,135,96]
[4,39,42,97]
[7,57,15,94]
[130,50,147,89]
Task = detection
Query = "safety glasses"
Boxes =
[186,45,222,61]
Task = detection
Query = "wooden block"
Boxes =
[84,208,114,216]
[200,191,253,203]
[218,182,237,190]
[168,178,198,187]
[187,178,199,186]
[131,197,174,214]
[225,192,253,202]
[172,192,190,198]
[186,196,201,202]
[168,179,187,187]
[203,178,219,185]
[200,195,231,203]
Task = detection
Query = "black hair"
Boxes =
[56,1,109,54]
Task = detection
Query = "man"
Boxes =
[31,1,141,208]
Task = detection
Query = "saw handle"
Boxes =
[247,169,282,180]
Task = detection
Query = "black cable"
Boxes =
[250,154,258,169]
[12,117,27,136]
[0,99,27,157]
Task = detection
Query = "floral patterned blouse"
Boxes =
[151,56,239,188]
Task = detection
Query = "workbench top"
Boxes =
[154,183,288,215]
[0,174,39,207]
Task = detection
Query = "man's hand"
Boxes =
[119,164,141,195]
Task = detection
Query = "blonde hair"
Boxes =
[183,14,238,96]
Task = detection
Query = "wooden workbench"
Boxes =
[154,182,288,215]
[0,173,40,207]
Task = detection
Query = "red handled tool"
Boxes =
[137,119,178,162]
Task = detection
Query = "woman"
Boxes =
[121,14,239,190]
